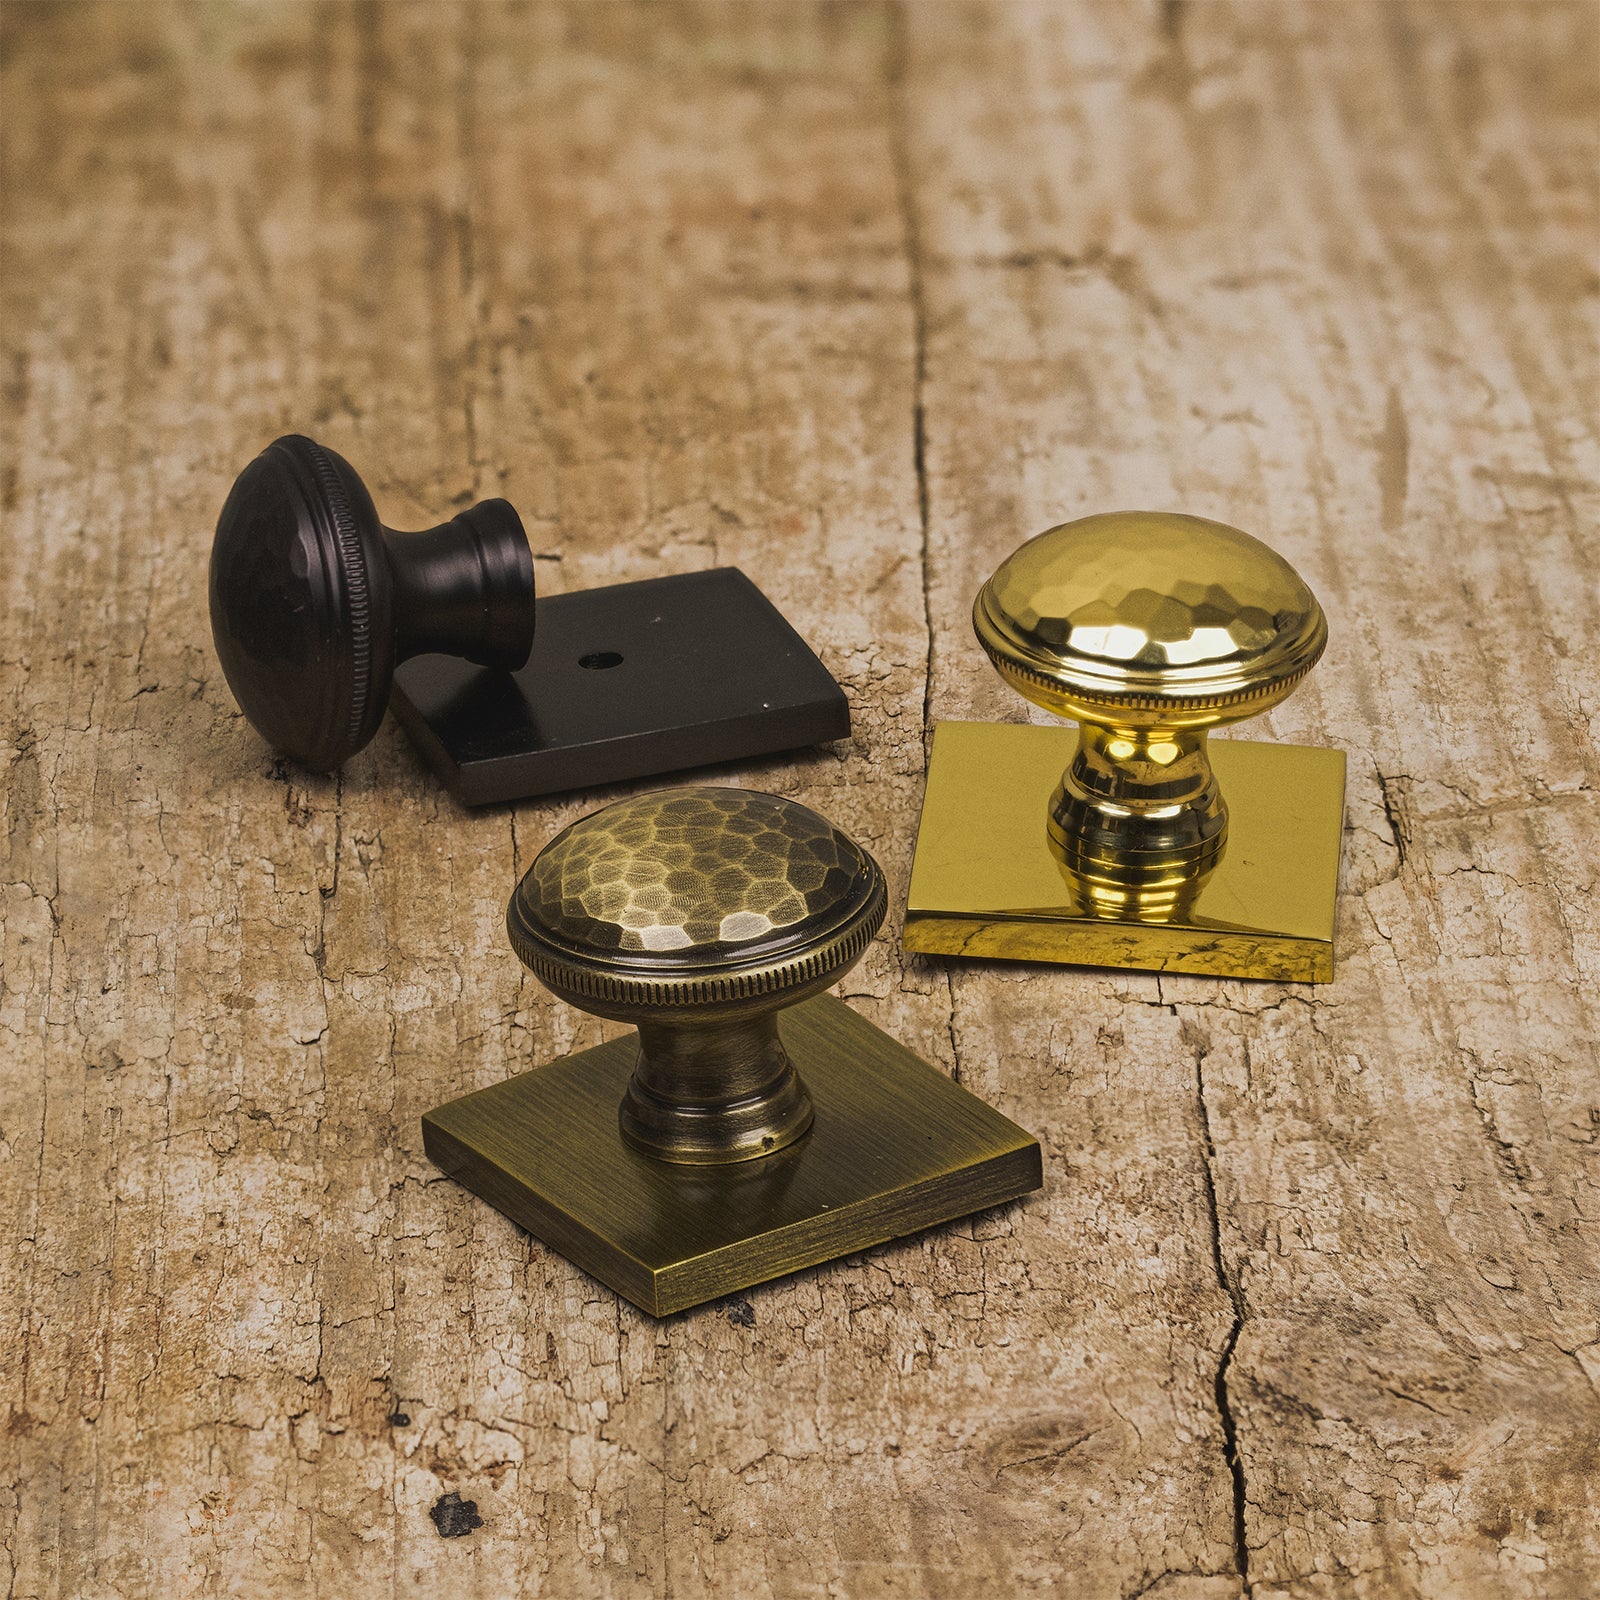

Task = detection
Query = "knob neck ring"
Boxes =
[620,1014,813,1164]
[387,501,535,671]
[1048,723,1227,889]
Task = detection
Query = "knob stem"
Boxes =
[387,500,534,671]
[1049,723,1227,881]
[621,1014,815,1165]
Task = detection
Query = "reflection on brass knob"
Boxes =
[507,786,887,1164]
[974,512,1327,912]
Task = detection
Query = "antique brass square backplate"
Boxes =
[422,995,1042,1317]
[904,722,1346,981]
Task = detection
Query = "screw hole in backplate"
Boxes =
[579,651,624,670]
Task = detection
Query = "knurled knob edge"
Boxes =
[973,591,1328,717]
[506,868,888,1010]
[291,436,374,750]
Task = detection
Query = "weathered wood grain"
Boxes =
[1,3,1594,1596]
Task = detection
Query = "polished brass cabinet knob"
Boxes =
[906,511,1347,982]
[506,787,886,1164]
[424,785,1042,1316]
[975,511,1327,900]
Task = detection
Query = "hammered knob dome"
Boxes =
[507,787,887,1009]
[974,511,1327,717]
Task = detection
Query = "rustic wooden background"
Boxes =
[3,2,1596,1595]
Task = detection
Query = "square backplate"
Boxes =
[421,995,1042,1316]
[904,722,1346,982]
[391,568,849,805]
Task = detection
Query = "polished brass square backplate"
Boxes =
[905,722,1346,981]
[422,995,1042,1316]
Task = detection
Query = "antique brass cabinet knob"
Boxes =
[905,512,1347,982]
[210,434,534,773]
[424,786,1041,1316]
[506,786,887,1164]
[210,439,849,802]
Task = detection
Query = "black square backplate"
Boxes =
[390,568,850,805]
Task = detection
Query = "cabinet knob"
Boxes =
[507,786,887,1164]
[209,435,534,771]
[973,510,1326,907]
[427,783,1042,1313]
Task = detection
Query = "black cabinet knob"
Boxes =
[209,435,534,772]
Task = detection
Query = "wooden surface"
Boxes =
[2,2,1596,1595]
